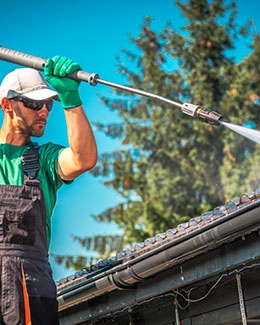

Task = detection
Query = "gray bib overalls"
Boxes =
[0,147,58,324]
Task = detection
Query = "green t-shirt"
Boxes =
[0,142,68,248]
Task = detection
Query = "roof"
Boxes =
[56,188,260,325]
[56,188,260,293]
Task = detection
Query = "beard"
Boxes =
[16,118,47,137]
[14,105,47,137]
[25,121,46,137]
[30,120,47,137]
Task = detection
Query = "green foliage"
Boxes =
[55,0,260,271]
[51,253,94,271]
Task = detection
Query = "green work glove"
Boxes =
[44,56,82,109]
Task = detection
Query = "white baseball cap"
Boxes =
[0,68,59,104]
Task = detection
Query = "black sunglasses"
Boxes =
[12,97,53,112]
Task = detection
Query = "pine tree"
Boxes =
[53,0,260,270]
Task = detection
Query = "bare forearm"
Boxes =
[63,105,97,173]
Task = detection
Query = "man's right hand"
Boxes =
[44,56,82,109]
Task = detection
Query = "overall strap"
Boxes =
[22,146,41,186]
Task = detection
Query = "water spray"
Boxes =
[1,46,260,144]
[0,46,222,126]
[220,121,260,145]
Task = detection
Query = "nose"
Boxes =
[38,104,50,117]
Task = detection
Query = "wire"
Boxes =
[174,288,194,310]
[173,273,226,303]
[173,262,260,305]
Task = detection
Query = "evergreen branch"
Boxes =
[71,234,125,257]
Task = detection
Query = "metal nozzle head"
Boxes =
[181,103,223,126]
[196,107,223,126]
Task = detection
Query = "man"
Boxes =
[0,56,97,324]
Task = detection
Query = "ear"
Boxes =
[1,98,14,118]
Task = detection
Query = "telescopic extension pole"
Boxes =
[0,46,223,125]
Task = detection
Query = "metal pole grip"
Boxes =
[0,46,99,86]
[0,46,46,70]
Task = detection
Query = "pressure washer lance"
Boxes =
[0,46,223,126]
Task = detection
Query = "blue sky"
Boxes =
[1,0,260,281]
